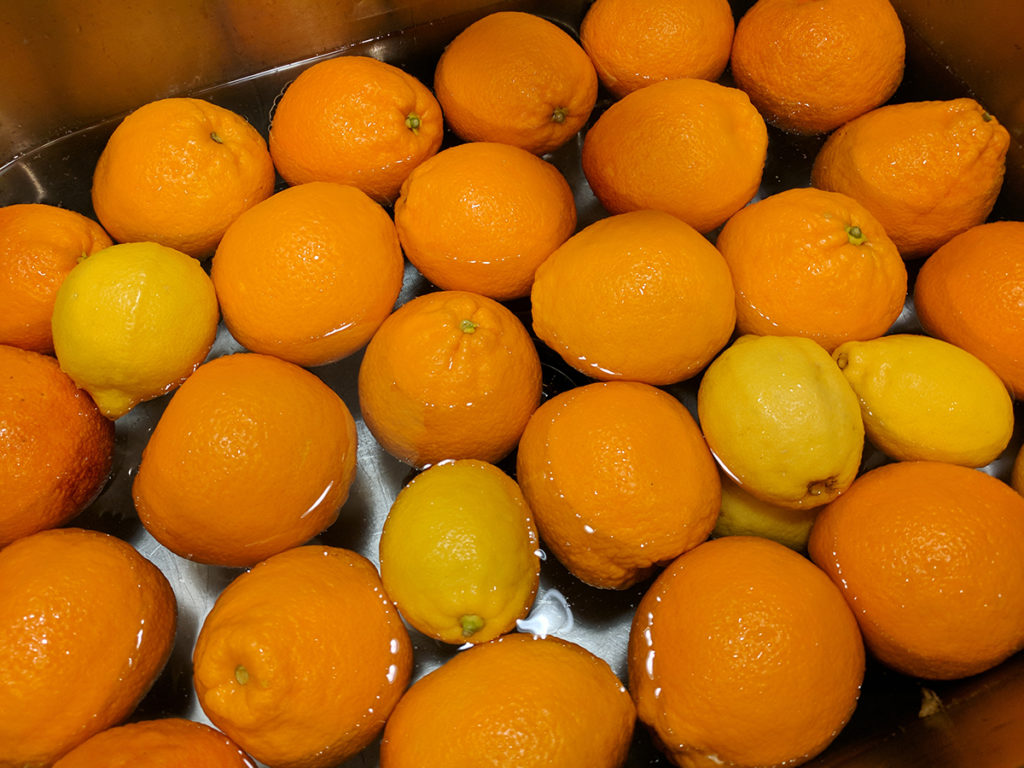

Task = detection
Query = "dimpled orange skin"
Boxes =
[629,536,865,768]
[0,528,177,767]
[193,545,413,768]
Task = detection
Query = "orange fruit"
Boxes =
[530,209,736,385]
[211,181,404,367]
[580,0,735,97]
[0,344,115,548]
[432,11,599,155]
[379,633,636,768]
[808,460,1024,680]
[516,380,720,589]
[192,544,413,768]
[91,97,275,259]
[581,77,768,233]
[0,527,177,766]
[811,97,1011,258]
[133,352,358,568]
[730,0,905,134]
[0,203,112,353]
[268,54,443,203]
[629,535,865,768]
[357,289,542,469]
[715,186,907,351]
[394,141,576,300]
[913,220,1024,399]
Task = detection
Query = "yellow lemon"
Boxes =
[51,241,219,419]
[713,472,820,551]
[833,334,1014,467]
[697,334,864,509]
[378,459,541,645]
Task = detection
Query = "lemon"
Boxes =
[378,459,541,645]
[833,334,1014,467]
[697,334,864,509]
[51,241,219,419]
[713,472,820,551]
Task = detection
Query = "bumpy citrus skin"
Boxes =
[713,472,820,551]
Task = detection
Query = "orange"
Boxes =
[0,527,177,767]
[432,11,598,155]
[580,0,735,97]
[0,344,115,548]
[379,633,636,768]
[581,77,768,233]
[730,0,905,134]
[268,54,443,203]
[811,97,1011,258]
[913,220,1024,399]
[52,718,253,768]
[393,141,576,300]
[0,203,112,353]
[91,97,275,259]
[629,535,865,768]
[133,352,358,568]
[530,209,736,385]
[357,289,542,469]
[808,460,1024,680]
[516,381,720,589]
[212,181,404,367]
[193,544,413,768]
[715,186,907,351]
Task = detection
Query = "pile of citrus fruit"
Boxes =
[2,0,1023,766]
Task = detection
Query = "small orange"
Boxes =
[357,289,542,469]
[730,0,905,134]
[193,544,413,768]
[0,344,115,548]
[581,77,768,233]
[913,220,1024,399]
[432,11,598,155]
[133,352,358,568]
[811,98,1011,258]
[516,380,720,589]
[629,535,865,768]
[268,54,443,203]
[808,460,1024,680]
[530,209,736,385]
[715,186,907,351]
[212,182,404,367]
[0,527,177,766]
[379,633,636,768]
[91,97,275,259]
[580,0,735,97]
[393,141,576,300]
[0,203,112,353]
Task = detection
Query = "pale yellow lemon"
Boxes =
[713,472,820,551]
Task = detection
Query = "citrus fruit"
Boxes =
[192,544,413,768]
[133,352,358,568]
[715,186,907,351]
[393,141,577,300]
[0,527,177,766]
[516,381,720,589]
[268,54,443,203]
[0,203,112,353]
[530,209,736,385]
[432,11,598,155]
[581,77,768,233]
[697,334,865,509]
[811,97,1011,258]
[379,459,540,644]
[91,97,275,259]
[1013,445,1024,496]
[629,535,865,768]
[808,460,1024,680]
[211,181,404,367]
[379,633,636,768]
[357,289,542,468]
[713,472,820,551]
[50,241,220,419]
